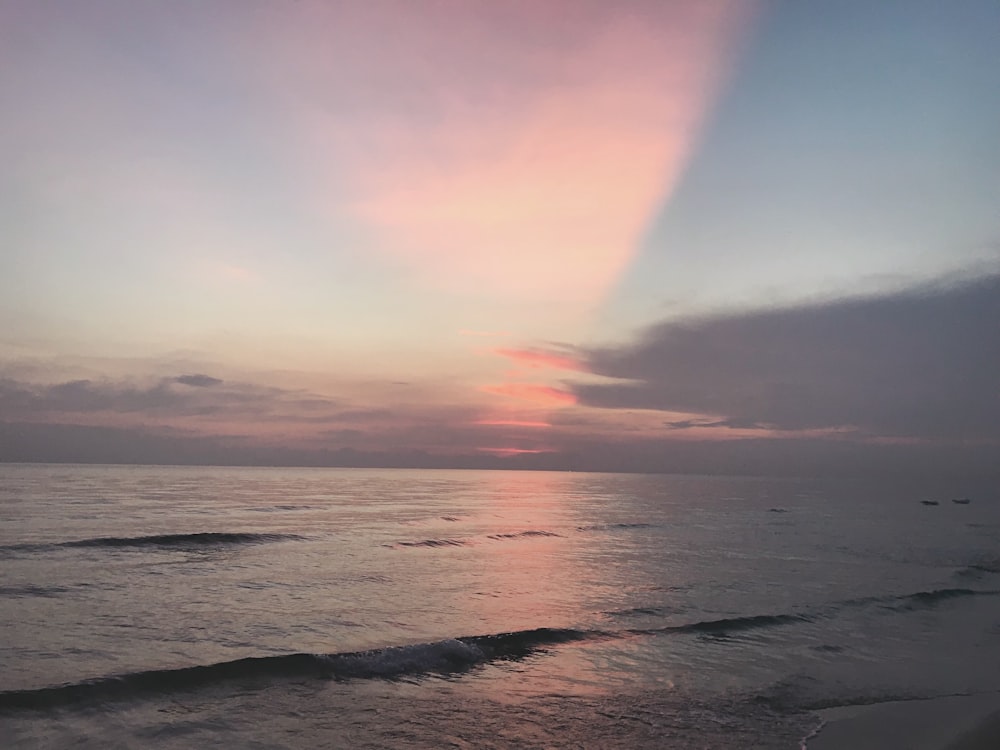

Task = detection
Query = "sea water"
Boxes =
[0,464,998,748]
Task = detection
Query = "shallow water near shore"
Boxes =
[1,464,998,747]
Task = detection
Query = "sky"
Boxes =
[1,0,998,477]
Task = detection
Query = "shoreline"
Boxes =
[805,693,1000,750]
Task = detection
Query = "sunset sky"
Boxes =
[2,0,998,475]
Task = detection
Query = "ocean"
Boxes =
[1,464,998,748]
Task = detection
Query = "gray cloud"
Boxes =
[574,273,1000,441]
[0,375,341,421]
[0,378,182,414]
[3,420,998,481]
[174,374,223,387]
[329,408,395,422]
[664,417,766,430]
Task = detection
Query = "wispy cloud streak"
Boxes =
[480,383,577,406]
[256,0,754,306]
[493,347,585,372]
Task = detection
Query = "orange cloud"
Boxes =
[493,347,585,372]
[480,383,577,406]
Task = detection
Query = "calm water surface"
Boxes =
[1,465,998,748]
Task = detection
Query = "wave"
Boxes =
[826,587,1000,616]
[4,581,995,712]
[394,531,561,548]
[955,560,1000,579]
[757,674,927,713]
[0,584,72,598]
[465,627,592,658]
[0,609,828,712]
[247,505,314,513]
[576,523,657,532]
[0,532,303,556]
[629,587,1000,639]
[487,530,562,540]
[63,532,303,549]
[657,613,814,637]
[970,561,1000,573]
[889,587,998,610]
[395,538,467,548]
[605,606,671,618]
[390,522,662,551]
[0,627,593,712]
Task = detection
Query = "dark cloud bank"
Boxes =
[2,274,998,478]
[576,272,1000,443]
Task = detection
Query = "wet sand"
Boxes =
[807,694,1000,750]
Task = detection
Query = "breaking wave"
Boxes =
[0,627,592,712]
[3,582,995,712]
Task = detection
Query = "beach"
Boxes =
[809,694,1000,750]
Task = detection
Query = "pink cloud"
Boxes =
[492,347,585,372]
[252,1,756,307]
[480,383,577,406]
[475,447,552,455]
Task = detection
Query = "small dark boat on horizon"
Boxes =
[920,500,939,506]
[952,498,971,505]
